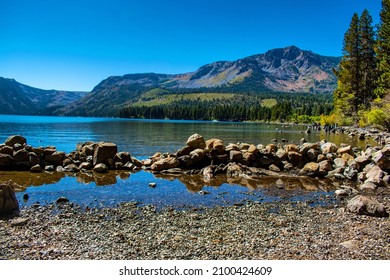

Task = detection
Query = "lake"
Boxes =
[0,115,365,209]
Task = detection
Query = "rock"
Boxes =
[5,135,26,147]
[372,151,390,170]
[299,143,318,156]
[285,144,299,153]
[29,153,40,166]
[269,164,281,172]
[0,145,13,156]
[13,149,29,162]
[0,153,13,168]
[300,138,307,145]
[318,160,333,173]
[247,144,257,154]
[321,142,338,154]
[334,158,346,169]
[276,149,288,160]
[341,153,354,163]
[176,146,192,157]
[93,142,118,166]
[337,145,352,155]
[275,179,285,189]
[30,164,42,173]
[23,193,29,200]
[79,162,92,170]
[307,149,320,162]
[123,162,137,171]
[229,150,243,161]
[94,163,109,173]
[10,217,30,227]
[299,162,319,176]
[226,143,240,152]
[56,197,69,204]
[287,151,302,165]
[359,182,377,191]
[347,195,388,217]
[265,144,277,154]
[381,145,390,157]
[151,157,180,171]
[335,189,350,197]
[364,166,385,186]
[0,182,19,215]
[114,152,132,164]
[190,149,207,163]
[186,134,206,150]
[45,152,64,165]
[64,164,79,173]
[56,166,65,172]
[226,163,244,178]
[131,157,143,167]
[340,240,359,250]
[343,166,358,181]
[149,182,157,188]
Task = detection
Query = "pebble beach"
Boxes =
[1,192,389,260]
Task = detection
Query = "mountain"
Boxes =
[0,77,87,115]
[57,46,340,116]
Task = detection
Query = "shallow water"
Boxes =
[0,115,365,208]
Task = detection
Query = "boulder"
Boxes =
[343,166,358,180]
[176,146,192,157]
[114,152,132,164]
[287,151,302,165]
[13,149,29,162]
[347,195,388,217]
[190,149,207,163]
[307,149,320,162]
[186,134,206,150]
[94,163,108,173]
[364,166,385,186]
[0,182,19,215]
[276,149,288,160]
[64,164,79,172]
[30,164,42,173]
[229,150,243,161]
[0,153,13,168]
[285,144,299,153]
[93,142,118,165]
[0,145,13,156]
[45,152,64,165]
[226,163,245,178]
[318,160,333,173]
[151,157,180,171]
[79,162,92,170]
[5,135,26,147]
[337,145,353,155]
[334,158,346,168]
[29,153,40,166]
[372,151,390,171]
[299,162,320,176]
[321,142,338,154]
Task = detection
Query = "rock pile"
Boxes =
[142,134,390,189]
[0,135,141,174]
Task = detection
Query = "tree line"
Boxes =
[334,0,390,130]
[119,93,333,122]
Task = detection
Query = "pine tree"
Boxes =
[334,13,361,120]
[376,0,390,97]
[359,9,377,108]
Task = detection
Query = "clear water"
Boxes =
[0,115,362,209]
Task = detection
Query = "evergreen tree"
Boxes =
[359,9,377,108]
[376,0,390,97]
[334,13,361,119]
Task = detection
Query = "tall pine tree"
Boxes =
[334,10,376,123]
[376,0,390,97]
[334,13,361,119]
[359,9,377,108]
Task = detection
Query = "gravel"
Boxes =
[1,194,389,260]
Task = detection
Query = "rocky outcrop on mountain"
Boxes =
[57,46,340,116]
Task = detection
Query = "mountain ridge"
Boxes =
[1,46,341,116]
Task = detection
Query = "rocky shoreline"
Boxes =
[1,129,390,259]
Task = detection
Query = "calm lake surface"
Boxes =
[0,115,365,209]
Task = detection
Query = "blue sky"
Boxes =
[0,0,382,91]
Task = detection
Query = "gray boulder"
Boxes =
[347,195,388,217]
